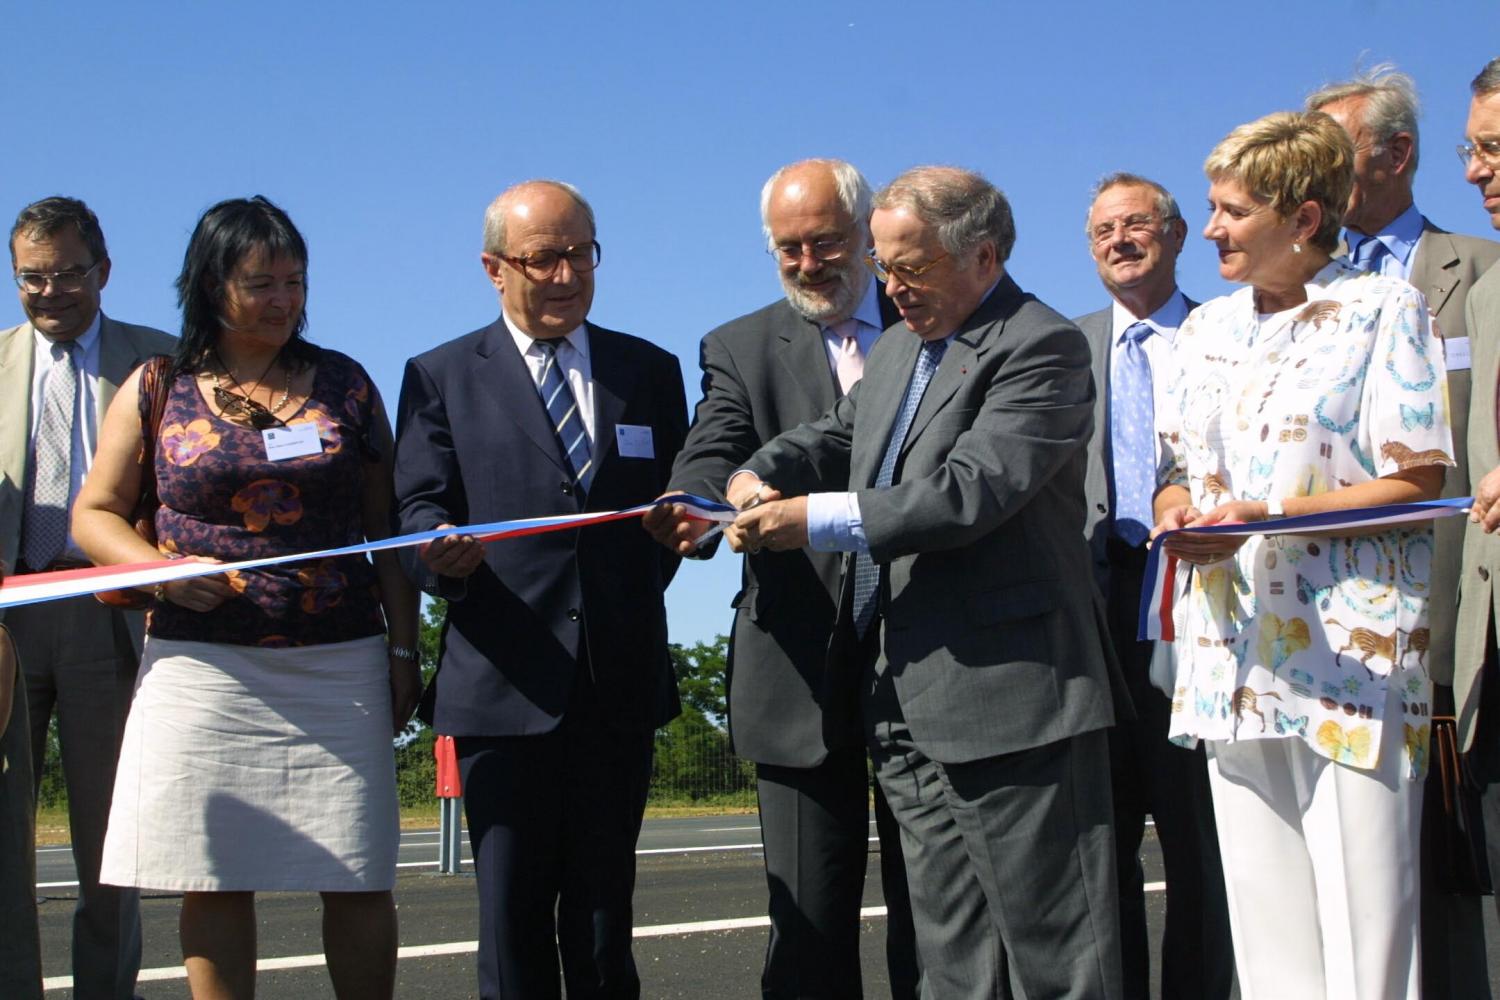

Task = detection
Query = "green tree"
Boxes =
[669,635,729,725]
[393,598,445,807]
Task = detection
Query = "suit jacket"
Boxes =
[743,275,1119,764]
[0,313,175,583]
[669,291,901,767]
[1456,263,1500,750]
[1075,295,1198,596]
[1409,224,1500,685]
[394,318,688,737]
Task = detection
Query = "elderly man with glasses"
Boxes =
[1,196,173,1000]
[393,179,688,1000]
[645,158,920,999]
[724,165,1127,999]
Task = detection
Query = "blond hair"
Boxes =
[1203,111,1354,253]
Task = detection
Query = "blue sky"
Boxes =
[9,1,1498,645]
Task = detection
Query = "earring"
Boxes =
[1291,242,1302,254]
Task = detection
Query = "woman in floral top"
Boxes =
[73,197,418,999]
[1152,112,1451,998]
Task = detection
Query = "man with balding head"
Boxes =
[726,166,1124,998]
[1309,67,1500,997]
[645,158,918,998]
[394,180,688,999]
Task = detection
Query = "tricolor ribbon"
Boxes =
[0,493,735,611]
[1137,497,1473,642]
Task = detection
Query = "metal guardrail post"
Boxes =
[435,734,462,875]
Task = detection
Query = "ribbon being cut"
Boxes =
[1137,496,1473,643]
[0,493,736,611]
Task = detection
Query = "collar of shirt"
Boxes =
[502,311,589,367]
[1110,288,1188,347]
[501,310,595,441]
[31,310,102,370]
[1344,203,1424,274]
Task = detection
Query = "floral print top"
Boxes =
[1158,260,1454,779]
[145,348,385,647]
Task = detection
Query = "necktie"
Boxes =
[1351,236,1390,274]
[852,339,947,636]
[832,319,864,395]
[24,340,79,569]
[1111,322,1155,547]
[533,339,592,485]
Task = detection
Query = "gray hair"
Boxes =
[1084,172,1182,236]
[1305,63,1421,175]
[759,158,873,247]
[1473,58,1500,98]
[873,166,1016,264]
[482,179,596,255]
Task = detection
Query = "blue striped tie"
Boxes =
[1111,322,1155,547]
[533,339,592,485]
[852,339,947,637]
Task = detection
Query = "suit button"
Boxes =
[568,608,581,621]
[1096,503,1107,513]
[1481,567,1492,582]
[561,482,573,496]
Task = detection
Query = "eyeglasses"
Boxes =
[1457,137,1500,168]
[13,260,103,294]
[863,250,950,286]
[1088,213,1172,246]
[497,241,602,282]
[212,386,286,430]
[768,237,851,265]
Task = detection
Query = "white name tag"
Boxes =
[615,424,655,459]
[262,422,323,461]
[1444,336,1472,372]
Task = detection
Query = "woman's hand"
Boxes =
[157,558,235,612]
[389,657,423,735]
[1153,501,1263,564]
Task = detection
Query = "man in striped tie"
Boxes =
[393,179,688,1000]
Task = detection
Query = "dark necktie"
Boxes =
[852,339,947,637]
[533,338,592,486]
[24,340,79,569]
[1111,321,1155,547]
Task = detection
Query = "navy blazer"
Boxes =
[394,318,688,736]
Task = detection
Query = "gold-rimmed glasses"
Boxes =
[863,251,950,286]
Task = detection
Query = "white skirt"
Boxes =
[101,635,398,892]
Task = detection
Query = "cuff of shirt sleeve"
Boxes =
[806,492,867,554]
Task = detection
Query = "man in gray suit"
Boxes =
[644,159,917,999]
[1309,68,1500,997]
[1074,173,1230,1000]
[2,197,174,999]
[725,166,1124,999]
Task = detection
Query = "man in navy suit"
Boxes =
[393,179,687,1000]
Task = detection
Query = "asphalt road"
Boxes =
[33,816,1500,997]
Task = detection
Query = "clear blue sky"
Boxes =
[9,1,1497,645]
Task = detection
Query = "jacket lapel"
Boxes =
[777,308,838,411]
[1412,228,1461,326]
[585,323,642,476]
[0,322,34,526]
[850,331,920,488]
[475,319,570,476]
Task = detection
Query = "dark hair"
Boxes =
[172,195,315,376]
[9,196,108,266]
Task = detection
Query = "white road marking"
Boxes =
[695,825,761,832]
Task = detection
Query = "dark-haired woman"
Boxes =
[73,196,419,1000]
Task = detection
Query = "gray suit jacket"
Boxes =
[743,275,1119,764]
[1074,295,1198,596]
[668,293,899,767]
[0,314,175,584]
[1456,263,1500,750]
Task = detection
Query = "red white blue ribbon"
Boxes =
[0,493,735,611]
[1137,497,1473,642]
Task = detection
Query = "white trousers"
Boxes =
[1205,697,1422,1000]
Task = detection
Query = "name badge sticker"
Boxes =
[1444,336,1472,372]
[262,422,323,462]
[615,424,655,459]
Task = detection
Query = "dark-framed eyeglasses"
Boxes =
[497,241,602,282]
[768,236,851,265]
[1457,137,1500,168]
[1088,213,1171,246]
[863,250,950,286]
[212,386,286,430]
[13,260,103,294]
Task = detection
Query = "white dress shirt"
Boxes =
[28,313,102,561]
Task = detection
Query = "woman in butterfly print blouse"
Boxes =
[1151,112,1452,999]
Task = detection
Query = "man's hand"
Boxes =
[419,525,485,578]
[727,474,779,511]
[642,499,712,555]
[726,497,809,554]
[1472,465,1500,534]
[1154,502,1258,563]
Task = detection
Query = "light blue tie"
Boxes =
[1351,236,1390,274]
[1111,322,1155,547]
[852,339,947,637]
[23,340,78,569]
[533,339,592,486]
